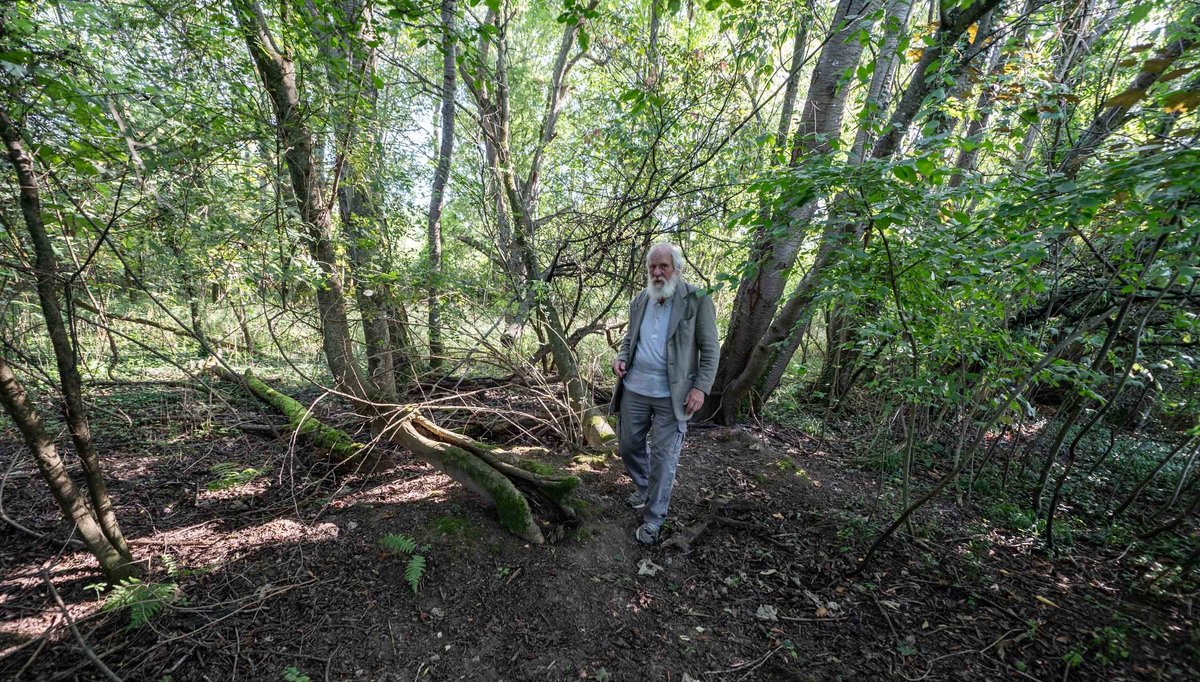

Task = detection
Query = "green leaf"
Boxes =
[405,554,427,593]
[379,533,417,554]
[892,165,918,183]
[1127,3,1152,25]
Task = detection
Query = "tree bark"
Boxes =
[234,0,365,397]
[0,357,138,581]
[708,0,873,421]
[0,108,133,559]
[427,0,458,370]
[709,0,1003,422]
[306,0,400,402]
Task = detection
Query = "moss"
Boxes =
[242,371,363,462]
[539,475,581,504]
[584,414,617,446]
[514,457,556,476]
[409,430,542,544]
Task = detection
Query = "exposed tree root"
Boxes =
[213,367,579,544]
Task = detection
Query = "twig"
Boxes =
[705,646,782,676]
[873,593,900,643]
[41,569,124,682]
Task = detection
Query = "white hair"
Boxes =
[646,242,685,274]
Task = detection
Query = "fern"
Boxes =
[378,534,428,593]
[101,578,180,629]
[404,554,427,594]
[207,462,260,491]
[378,533,417,554]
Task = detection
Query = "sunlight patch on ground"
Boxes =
[331,470,453,509]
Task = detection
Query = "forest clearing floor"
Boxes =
[0,380,1197,681]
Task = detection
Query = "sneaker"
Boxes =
[626,490,648,510]
[635,523,660,545]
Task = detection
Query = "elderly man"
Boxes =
[610,242,719,544]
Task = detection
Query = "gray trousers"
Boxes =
[618,389,687,528]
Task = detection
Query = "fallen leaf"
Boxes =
[637,558,664,576]
[815,606,830,618]
[756,604,779,621]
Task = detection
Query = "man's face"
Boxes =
[647,249,675,289]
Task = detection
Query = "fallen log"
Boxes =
[212,366,579,543]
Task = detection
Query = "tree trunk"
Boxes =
[848,0,914,164]
[468,2,615,446]
[951,0,1037,186]
[708,0,873,421]
[427,0,458,370]
[233,0,578,541]
[303,0,399,401]
[869,0,1004,160]
[0,108,133,559]
[0,357,139,581]
[234,0,364,397]
[710,0,1003,422]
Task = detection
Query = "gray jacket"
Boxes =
[610,280,720,422]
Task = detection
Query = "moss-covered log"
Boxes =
[213,367,579,543]
[213,366,365,465]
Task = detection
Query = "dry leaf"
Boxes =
[1163,90,1200,114]
[637,558,663,576]
[1143,58,1173,74]
[756,604,779,621]
[1104,88,1146,108]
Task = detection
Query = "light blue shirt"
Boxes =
[623,297,672,399]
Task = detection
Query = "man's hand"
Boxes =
[613,359,627,378]
[685,388,705,416]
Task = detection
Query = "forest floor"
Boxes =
[0,378,1196,681]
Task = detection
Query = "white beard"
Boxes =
[647,274,678,301]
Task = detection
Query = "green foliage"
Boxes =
[404,555,428,594]
[207,462,261,491]
[378,534,428,593]
[281,667,311,682]
[378,533,418,554]
[88,578,182,629]
[985,502,1034,531]
[1091,625,1131,666]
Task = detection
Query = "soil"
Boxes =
[1,381,1196,681]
